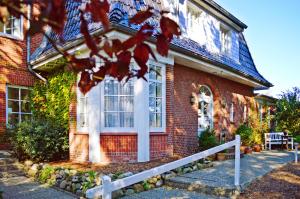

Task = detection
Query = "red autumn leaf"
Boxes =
[129,7,153,24]
[112,39,122,54]
[86,0,110,30]
[136,62,148,79]
[135,23,154,43]
[78,71,95,95]
[116,51,131,80]
[122,37,138,51]
[133,43,150,66]
[160,16,181,39]
[80,12,99,56]
[103,41,113,58]
[93,66,108,83]
[66,55,96,72]
[156,34,169,56]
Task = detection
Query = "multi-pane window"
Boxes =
[0,16,22,37]
[230,102,234,122]
[149,64,163,128]
[104,79,134,128]
[78,92,88,128]
[6,86,31,126]
[220,25,231,54]
[198,86,213,133]
[186,3,203,42]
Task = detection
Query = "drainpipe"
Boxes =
[26,4,47,82]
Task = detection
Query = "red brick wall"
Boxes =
[100,134,138,163]
[69,134,89,162]
[173,63,257,156]
[0,16,40,148]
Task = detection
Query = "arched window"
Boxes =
[197,86,213,134]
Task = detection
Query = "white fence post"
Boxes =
[102,176,112,199]
[234,135,241,186]
[295,143,298,163]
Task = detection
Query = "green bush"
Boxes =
[236,124,253,146]
[294,135,300,143]
[198,128,218,151]
[9,119,69,162]
[38,166,55,183]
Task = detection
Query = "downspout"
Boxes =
[26,4,47,82]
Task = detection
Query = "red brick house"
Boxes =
[1,0,273,163]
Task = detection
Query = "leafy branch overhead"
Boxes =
[0,0,181,94]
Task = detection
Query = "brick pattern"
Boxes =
[0,17,39,140]
[100,134,138,163]
[173,63,258,156]
[69,134,89,162]
[150,134,168,159]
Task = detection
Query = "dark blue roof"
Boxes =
[31,0,272,87]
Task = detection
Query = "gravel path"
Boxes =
[122,187,227,199]
[239,163,300,199]
[0,176,77,199]
[125,151,295,198]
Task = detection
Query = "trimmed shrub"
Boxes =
[9,119,69,162]
[236,124,253,146]
[198,128,218,151]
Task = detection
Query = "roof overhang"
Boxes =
[31,25,270,89]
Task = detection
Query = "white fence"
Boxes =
[86,135,241,199]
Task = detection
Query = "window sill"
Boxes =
[0,33,23,41]
[100,132,138,136]
[150,132,167,136]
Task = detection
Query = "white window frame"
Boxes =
[230,102,234,123]
[220,24,231,55]
[6,85,32,126]
[76,89,89,132]
[243,105,247,122]
[148,61,166,133]
[100,77,136,133]
[197,85,214,135]
[0,15,23,40]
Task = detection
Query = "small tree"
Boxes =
[275,87,300,136]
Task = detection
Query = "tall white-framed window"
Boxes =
[243,105,247,122]
[149,62,166,132]
[78,91,88,128]
[103,78,134,129]
[0,15,23,39]
[198,85,213,134]
[220,24,231,54]
[230,102,234,123]
[6,86,31,126]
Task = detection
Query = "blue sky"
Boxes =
[215,0,300,97]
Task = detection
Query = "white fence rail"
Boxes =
[86,135,241,199]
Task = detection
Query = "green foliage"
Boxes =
[198,128,218,151]
[236,124,253,146]
[275,87,300,136]
[82,181,94,193]
[294,135,300,143]
[9,119,69,162]
[143,181,150,191]
[38,166,55,183]
[8,71,76,162]
[30,71,76,130]
[248,113,270,145]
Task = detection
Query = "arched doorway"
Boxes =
[198,85,213,135]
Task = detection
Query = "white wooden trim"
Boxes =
[86,135,241,198]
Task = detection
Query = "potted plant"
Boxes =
[236,124,253,153]
[216,149,228,161]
